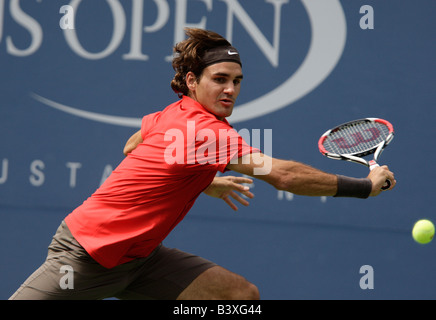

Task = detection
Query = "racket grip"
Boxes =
[369,160,391,191]
[381,180,391,190]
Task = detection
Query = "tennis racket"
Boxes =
[318,118,394,190]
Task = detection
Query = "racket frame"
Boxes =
[318,118,394,190]
[318,118,394,169]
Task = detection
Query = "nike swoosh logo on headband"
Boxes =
[228,50,239,55]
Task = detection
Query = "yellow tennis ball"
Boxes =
[412,220,435,244]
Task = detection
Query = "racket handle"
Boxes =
[369,160,391,191]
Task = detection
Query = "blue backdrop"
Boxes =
[1,0,435,299]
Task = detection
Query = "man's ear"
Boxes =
[186,72,197,91]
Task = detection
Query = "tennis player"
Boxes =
[10,28,395,300]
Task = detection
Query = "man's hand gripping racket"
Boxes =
[318,118,395,191]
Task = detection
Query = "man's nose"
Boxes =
[223,82,235,95]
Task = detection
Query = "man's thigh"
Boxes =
[116,246,217,300]
[9,222,130,300]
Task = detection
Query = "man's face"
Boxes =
[187,62,243,120]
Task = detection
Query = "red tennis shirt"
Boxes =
[65,96,260,268]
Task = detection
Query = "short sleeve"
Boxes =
[141,112,161,140]
[216,127,261,173]
[192,119,261,173]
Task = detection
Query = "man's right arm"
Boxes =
[226,153,396,198]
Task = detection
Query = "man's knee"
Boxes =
[210,268,260,300]
[177,266,260,300]
[232,281,260,300]
[203,275,259,300]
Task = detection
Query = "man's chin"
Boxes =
[219,110,233,120]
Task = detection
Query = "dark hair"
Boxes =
[171,28,232,97]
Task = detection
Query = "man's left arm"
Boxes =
[203,176,254,211]
[123,130,143,156]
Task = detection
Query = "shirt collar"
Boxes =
[181,95,232,126]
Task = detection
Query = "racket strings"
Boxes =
[323,121,390,156]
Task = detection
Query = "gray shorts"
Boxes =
[9,221,217,300]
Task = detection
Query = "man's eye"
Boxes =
[214,77,226,83]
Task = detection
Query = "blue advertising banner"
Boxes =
[0,0,435,299]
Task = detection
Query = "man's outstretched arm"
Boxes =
[227,153,396,198]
